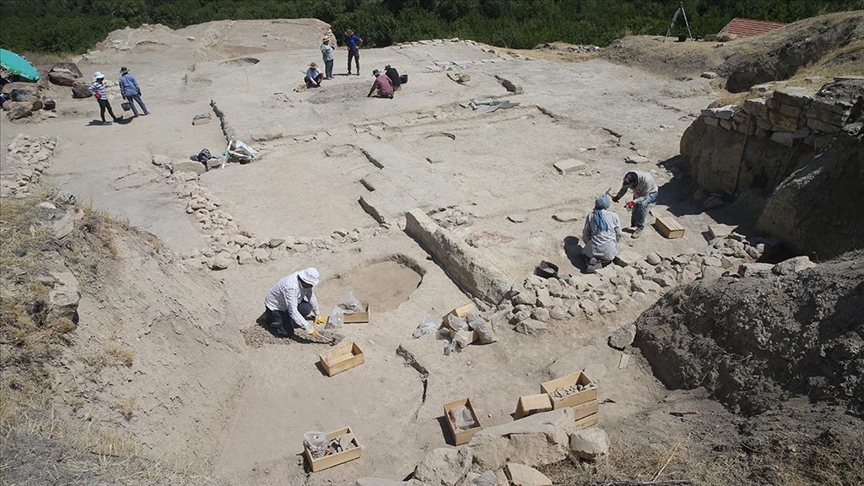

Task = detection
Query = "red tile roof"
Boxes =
[720,17,787,37]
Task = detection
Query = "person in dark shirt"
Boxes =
[344,29,363,75]
[384,65,401,91]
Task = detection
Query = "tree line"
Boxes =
[1,0,862,54]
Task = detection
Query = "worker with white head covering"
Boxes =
[88,71,121,125]
[612,170,659,239]
[264,268,321,337]
[582,193,622,271]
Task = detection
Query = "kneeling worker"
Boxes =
[385,64,402,91]
[305,62,324,88]
[582,193,622,272]
[368,69,394,98]
[264,267,321,337]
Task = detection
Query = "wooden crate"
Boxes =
[304,427,362,472]
[443,303,479,328]
[448,328,480,345]
[571,399,599,421]
[319,342,364,376]
[443,398,482,446]
[654,216,685,239]
[575,413,599,430]
[514,393,553,419]
[343,303,370,324]
[541,371,597,410]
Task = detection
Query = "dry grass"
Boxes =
[540,429,864,486]
[106,345,135,367]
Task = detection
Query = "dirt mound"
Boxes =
[720,12,864,92]
[635,253,864,417]
[601,11,864,86]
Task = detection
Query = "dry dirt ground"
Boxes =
[1,18,858,485]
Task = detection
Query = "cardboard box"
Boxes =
[654,216,685,239]
[319,342,364,376]
[443,398,482,445]
[304,427,362,472]
[514,393,553,419]
[342,303,370,324]
[540,371,597,409]
[444,303,478,327]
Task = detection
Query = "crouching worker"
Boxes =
[305,62,324,88]
[264,267,321,337]
[582,194,622,273]
[612,170,658,239]
[367,69,393,98]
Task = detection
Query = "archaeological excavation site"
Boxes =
[1,11,862,486]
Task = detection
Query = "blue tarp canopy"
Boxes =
[0,49,41,81]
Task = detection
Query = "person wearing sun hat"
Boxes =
[344,29,362,75]
[264,268,321,337]
[320,36,335,80]
[88,71,121,125]
[119,66,149,117]
[304,62,324,88]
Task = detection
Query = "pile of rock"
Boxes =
[496,231,771,333]
[430,205,473,228]
[356,409,610,485]
[0,135,57,197]
[2,82,51,120]
[163,169,381,270]
[533,43,602,53]
[700,79,863,148]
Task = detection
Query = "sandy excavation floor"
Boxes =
[0,19,741,484]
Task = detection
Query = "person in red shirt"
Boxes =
[367,69,393,99]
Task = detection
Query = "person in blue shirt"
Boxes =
[118,67,149,117]
[344,29,363,75]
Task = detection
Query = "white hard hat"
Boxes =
[93,71,104,80]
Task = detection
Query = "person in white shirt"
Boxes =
[305,62,324,88]
[264,268,320,337]
[320,37,335,80]
[582,193,622,272]
[612,170,659,239]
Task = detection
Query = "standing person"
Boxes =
[612,170,659,239]
[384,64,402,91]
[304,62,324,88]
[264,268,321,337]
[88,72,120,125]
[367,69,393,99]
[118,66,149,117]
[344,29,362,75]
[320,37,335,80]
[581,193,622,272]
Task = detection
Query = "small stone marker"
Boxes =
[552,212,580,222]
[553,158,586,175]
[708,223,736,239]
[701,71,717,79]
[618,353,630,369]
[625,155,649,164]
[508,214,527,223]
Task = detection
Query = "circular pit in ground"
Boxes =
[316,258,423,313]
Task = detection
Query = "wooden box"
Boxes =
[304,427,362,472]
[444,303,478,327]
[514,393,553,419]
[443,398,482,445]
[541,371,597,409]
[319,342,364,376]
[571,399,599,421]
[343,303,370,324]
[448,328,480,345]
[654,216,685,239]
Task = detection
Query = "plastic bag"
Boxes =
[413,314,439,338]
[304,431,328,459]
[449,406,476,430]
[338,291,363,314]
[447,314,469,332]
[468,313,497,344]
[326,307,344,330]
[454,329,473,348]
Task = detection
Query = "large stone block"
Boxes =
[469,408,578,471]
[414,448,473,486]
[569,427,610,460]
[773,87,814,108]
[743,97,768,117]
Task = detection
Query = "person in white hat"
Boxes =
[304,62,324,88]
[320,37,335,80]
[264,268,321,337]
[88,71,121,125]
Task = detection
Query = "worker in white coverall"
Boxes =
[582,193,622,272]
[264,268,320,337]
[612,170,659,239]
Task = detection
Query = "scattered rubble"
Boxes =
[0,135,57,198]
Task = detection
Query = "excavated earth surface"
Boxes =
[1,16,862,486]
